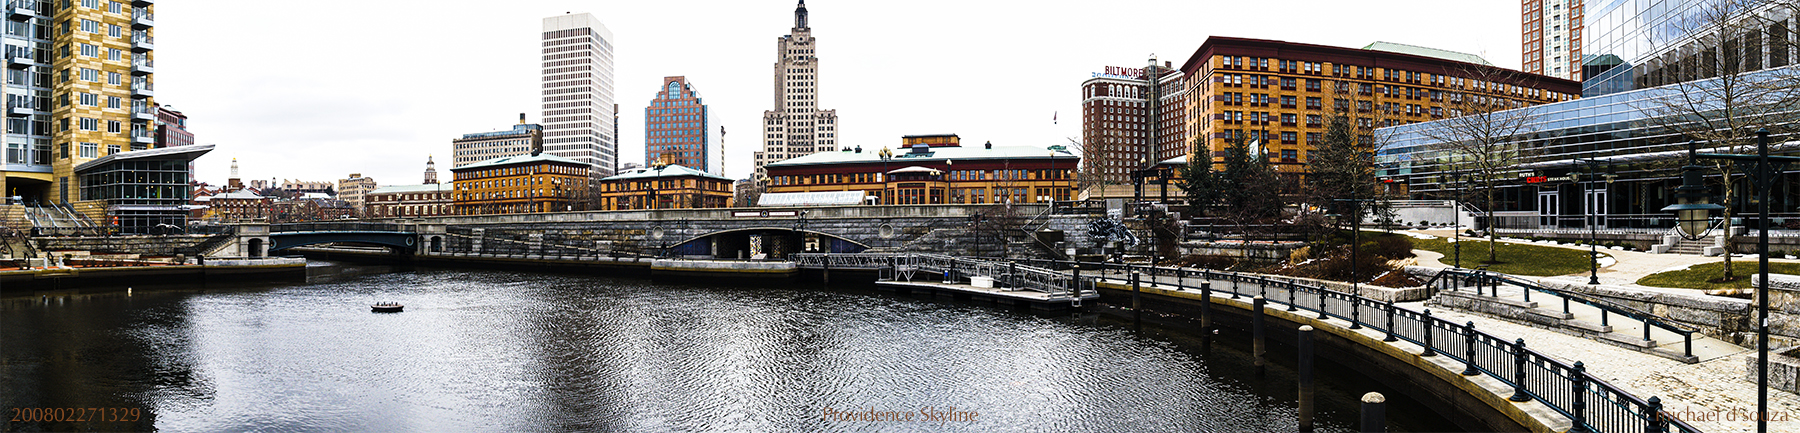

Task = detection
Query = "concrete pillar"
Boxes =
[1360,392,1386,433]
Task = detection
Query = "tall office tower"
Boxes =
[644,76,709,172]
[1522,0,1584,80]
[2,0,165,210]
[753,0,838,179]
[540,13,615,180]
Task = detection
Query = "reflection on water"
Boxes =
[2,261,1457,432]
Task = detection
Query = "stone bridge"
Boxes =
[368,204,1102,259]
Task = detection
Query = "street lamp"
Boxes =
[879,147,893,205]
[1574,157,1614,285]
[1452,174,1467,269]
[1663,131,1795,433]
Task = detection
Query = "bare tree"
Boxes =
[1416,66,1545,264]
[1633,0,1800,280]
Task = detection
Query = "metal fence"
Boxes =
[1010,258,1697,433]
[1425,268,1698,358]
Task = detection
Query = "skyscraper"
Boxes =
[1522,0,1584,80]
[754,0,838,179]
[644,76,709,172]
[540,13,616,180]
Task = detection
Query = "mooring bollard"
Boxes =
[1361,392,1386,433]
[1070,264,1081,296]
[1131,271,1142,311]
[1201,282,1213,332]
[1299,325,1316,432]
[1253,296,1267,373]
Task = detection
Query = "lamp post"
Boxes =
[879,147,893,205]
[1664,130,1795,433]
[1335,198,1375,294]
[1453,174,1466,269]
[1573,158,1613,285]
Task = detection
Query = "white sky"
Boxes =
[163,0,1522,186]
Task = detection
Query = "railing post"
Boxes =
[1684,333,1692,359]
[1421,309,1436,357]
[1462,321,1479,376]
[1509,339,1531,402]
[1601,309,1609,327]
[1287,281,1298,312]
[1644,316,1652,342]
[1644,396,1666,433]
[1007,262,1017,288]
[1349,297,1362,330]
[1318,284,1328,319]
[1570,361,1591,433]
[1563,295,1571,314]
[1383,300,1397,342]
[1522,278,1531,303]
[1260,277,1268,298]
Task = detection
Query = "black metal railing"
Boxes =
[1424,267,1698,358]
[271,222,406,233]
[1008,258,1698,433]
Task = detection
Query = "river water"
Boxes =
[2,261,1458,432]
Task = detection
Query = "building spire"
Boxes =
[794,0,808,29]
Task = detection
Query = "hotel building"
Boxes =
[644,76,710,172]
[1079,62,1188,186]
[452,116,543,168]
[1178,37,1581,178]
[754,0,839,179]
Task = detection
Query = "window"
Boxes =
[108,71,119,85]
[79,43,97,57]
[1305,79,1320,92]
[78,142,96,158]
[106,96,119,108]
[81,0,98,8]
[108,24,120,38]
[1306,115,1322,127]
[79,19,99,33]
[1281,148,1298,159]
[79,117,97,131]
[79,67,98,81]
[1305,97,1321,109]
[106,120,120,133]
[108,48,120,61]
[106,144,118,155]
[78,92,96,106]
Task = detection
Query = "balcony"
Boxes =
[6,52,32,69]
[131,82,153,98]
[7,102,33,117]
[131,106,155,121]
[131,11,151,29]
[131,34,152,52]
[131,59,152,75]
[131,130,154,144]
[7,1,32,21]
[132,0,151,6]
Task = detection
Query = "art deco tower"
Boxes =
[753,0,838,179]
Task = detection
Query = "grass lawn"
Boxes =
[1636,260,1800,290]
[1410,236,1601,277]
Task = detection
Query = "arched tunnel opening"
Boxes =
[666,228,867,260]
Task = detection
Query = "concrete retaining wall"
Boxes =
[1537,279,1756,346]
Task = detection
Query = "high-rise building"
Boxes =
[1177,37,1580,178]
[754,0,839,179]
[644,76,709,172]
[1080,62,1188,185]
[540,13,616,178]
[1522,0,1584,80]
[451,115,542,168]
[337,173,376,216]
[2,0,184,221]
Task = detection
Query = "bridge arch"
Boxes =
[268,231,419,254]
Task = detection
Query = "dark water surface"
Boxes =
[3,261,1459,432]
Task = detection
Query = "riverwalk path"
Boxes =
[1080,264,1797,433]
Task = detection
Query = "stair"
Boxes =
[1665,237,1712,255]
[0,205,26,230]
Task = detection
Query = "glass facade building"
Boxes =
[1580,0,1798,96]
[1375,66,1799,231]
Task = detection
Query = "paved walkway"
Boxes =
[1083,267,1796,433]
[1405,229,1798,287]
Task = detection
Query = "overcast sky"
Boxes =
[163,0,1522,186]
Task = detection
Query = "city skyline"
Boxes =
[157,0,1525,186]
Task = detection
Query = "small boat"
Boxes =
[371,302,403,313]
